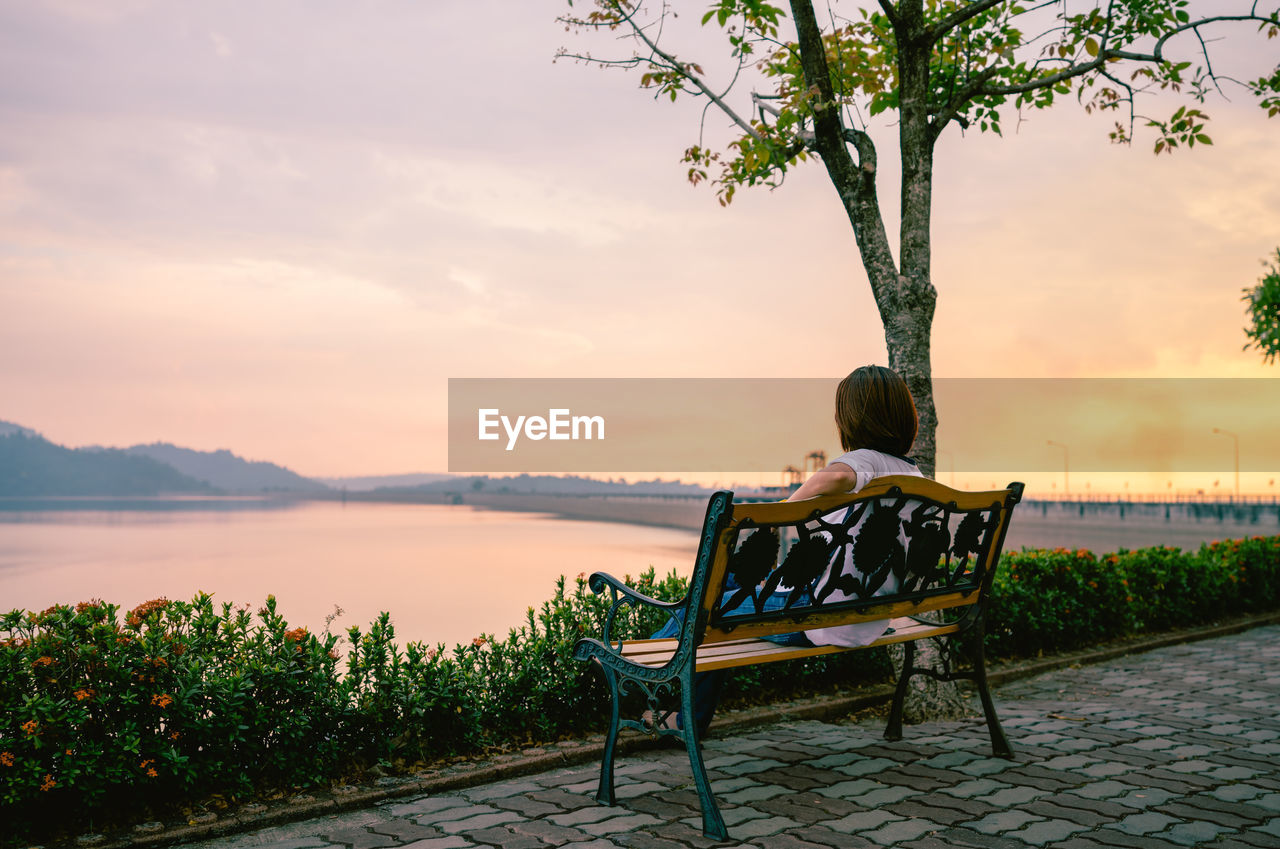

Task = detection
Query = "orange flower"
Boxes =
[20,720,38,736]
[126,597,171,627]
[32,656,53,668]
[0,752,14,767]
[151,693,174,709]
[73,689,94,702]
[283,627,308,646]
[471,636,487,648]
[39,774,56,792]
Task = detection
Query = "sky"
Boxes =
[1,0,1277,491]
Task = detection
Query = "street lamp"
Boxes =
[1047,440,1069,497]
[1212,428,1240,500]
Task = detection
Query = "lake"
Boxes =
[0,500,699,648]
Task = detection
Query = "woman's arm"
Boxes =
[786,461,859,502]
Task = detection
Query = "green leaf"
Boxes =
[1084,38,1099,58]
[1196,134,1213,145]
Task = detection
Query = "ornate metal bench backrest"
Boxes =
[679,476,1024,649]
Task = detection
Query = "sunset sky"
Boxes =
[1,1,1277,491]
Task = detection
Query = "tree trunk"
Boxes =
[893,0,939,482]
[789,0,963,721]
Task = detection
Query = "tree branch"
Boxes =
[877,0,904,30]
[930,62,1005,135]
[623,3,769,142]
[927,0,1006,44]
[559,1,767,144]
[790,0,900,286]
[1146,13,1280,63]
[974,8,1276,99]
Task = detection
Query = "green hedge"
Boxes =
[3,535,1279,837]
[986,536,1280,657]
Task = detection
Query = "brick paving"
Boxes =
[184,625,1280,849]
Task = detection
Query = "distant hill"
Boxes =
[125,443,329,493]
[0,432,214,496]
[317,473,454,492]
[393,474,712,496]
[0,420,38,438]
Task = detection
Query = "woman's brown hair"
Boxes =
[834,366,918,456]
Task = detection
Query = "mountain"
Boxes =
[396,474,713,496]
[0,432,214,496]
[0,420,38,438]
[317,473,454,492]
[124,443,329,493]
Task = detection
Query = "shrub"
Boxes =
[986,536,1280,658]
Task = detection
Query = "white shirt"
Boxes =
[804,449,923,648]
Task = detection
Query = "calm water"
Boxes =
[0,501,698,648]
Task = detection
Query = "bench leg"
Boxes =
[884,640,915,742]
[680,677,728,841]
[971,640,1013,758]
[597,667,620,805]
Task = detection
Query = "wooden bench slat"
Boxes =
[617,616,962,672]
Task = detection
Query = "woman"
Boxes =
[788,364,923,647]
[659,365,924,734]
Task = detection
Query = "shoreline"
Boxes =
[338,490,1280,552]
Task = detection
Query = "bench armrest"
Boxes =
[585,571,687,646]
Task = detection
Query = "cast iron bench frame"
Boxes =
[573,476,1024,840]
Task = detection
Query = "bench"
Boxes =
[573,475,1024,839]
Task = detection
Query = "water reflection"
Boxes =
[0,501,697,648]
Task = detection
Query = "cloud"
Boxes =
[2,0,1278,474]
[209,30,231,59]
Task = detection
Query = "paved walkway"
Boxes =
[187,626,1280,849]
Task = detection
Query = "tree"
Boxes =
[559,0,1279,474]
[1243,247,1280,364]
[559,0,1280,719]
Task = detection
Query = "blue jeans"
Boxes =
[652,590,815,735]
